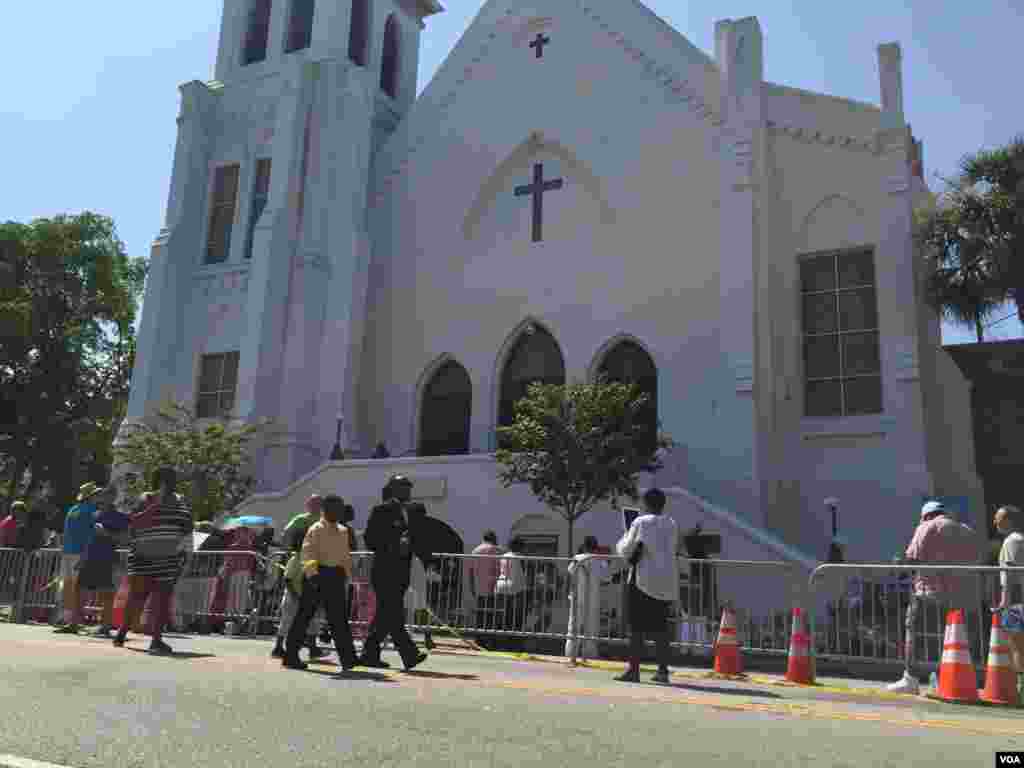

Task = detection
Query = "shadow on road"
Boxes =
[400,670,479,681]
[306,668,396,682]
[125,649,217,660]
[669,682,782,699]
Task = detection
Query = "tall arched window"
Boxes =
[498,325,566,438]
[380,15,400,99]
[419,360,472,456]
[285,0,315,53]
[348,0,369,66]
[598,340,658,455]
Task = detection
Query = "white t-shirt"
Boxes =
[616,513,680,603]
[999,531,1024,605]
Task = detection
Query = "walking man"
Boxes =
[359,475,428,671]
[886,500,985,694]
[113,467,193,655]
[282,494,358,672]
[271,495,329,659]
[57,482,103,627]
[615,488,679,685]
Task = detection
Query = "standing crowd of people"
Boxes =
[3,480,1022,695]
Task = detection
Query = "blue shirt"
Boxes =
[82,509,129,566]
[63,502,98,555]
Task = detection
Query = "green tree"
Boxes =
[494,377,673,556]
[0,213,146,508]
[114,401,276,521]
[917,135,1024,340]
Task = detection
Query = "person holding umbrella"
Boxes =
[358,475,428,671]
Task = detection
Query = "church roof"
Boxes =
[372,0,724,194]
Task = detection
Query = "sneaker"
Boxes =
[270,645,286,659]
[403,652,428,672]
[148,639,173,655]
[93,625,112,638]
[651,670,671,685]
[885,672,920,695]
[614,670,640,683]
[282,657,308,671]
[53,624,79,635]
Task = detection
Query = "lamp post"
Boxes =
[329,411,344,461]
[824,497,840,538]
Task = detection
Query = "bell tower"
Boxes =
[120,0,444,492]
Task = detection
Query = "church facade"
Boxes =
[122,0,982,562]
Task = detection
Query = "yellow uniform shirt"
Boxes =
[301,519,353,577]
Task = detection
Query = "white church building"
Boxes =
[121,0,982,568]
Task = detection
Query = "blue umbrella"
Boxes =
[220,515,274,530]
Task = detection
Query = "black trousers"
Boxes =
[361,583,418,666]
[285,567,357,666]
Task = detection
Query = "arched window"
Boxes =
[380,15,400,99]
[348,0,369,66]
[242,0,272,65]
[498,325,566,438]
[285,0,315,53]
[598,340,658,455]
[418,360,472,456]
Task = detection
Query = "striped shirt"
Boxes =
[127,493,193,582]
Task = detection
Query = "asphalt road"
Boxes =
[1,624,1021,768]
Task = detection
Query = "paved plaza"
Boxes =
[0,624,1020,767]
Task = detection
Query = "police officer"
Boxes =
[358,475,428,671]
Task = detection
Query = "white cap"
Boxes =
[920,500,945,520]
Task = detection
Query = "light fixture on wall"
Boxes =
[330,411,345,461]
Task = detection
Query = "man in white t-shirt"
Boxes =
[615,488,679,684]
[994,505,1024,696]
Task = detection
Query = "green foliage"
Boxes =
[0,213,147,508]
[917,135,1024,340]
[494,377,673,554]
[114,401,275,521]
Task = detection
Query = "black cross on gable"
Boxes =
[529,33,550,59]
[514,163,564,243]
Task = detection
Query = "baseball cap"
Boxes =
[920,500,945,520]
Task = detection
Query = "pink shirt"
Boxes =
[905,515,983,597]
[469,543,504,595]
[0,515,17,548]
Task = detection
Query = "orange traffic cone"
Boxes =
[785,607,814,684]
[713,607,743,675]
[980,612,1018,706]
[935,609,978,704]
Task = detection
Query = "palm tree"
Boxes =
[917,135,1023,336]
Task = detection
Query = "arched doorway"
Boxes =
[598,339,658,455]
[497,324,566,442]
[418,359,472,456]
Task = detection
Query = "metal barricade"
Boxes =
[567,555,810,664]
[403,553,811,662]
[809,562,1023,671]
[1,547,29,621]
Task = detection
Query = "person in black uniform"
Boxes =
[358,475,428,671]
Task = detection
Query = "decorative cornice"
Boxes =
[579,3,720,125]
[766,120,876,154]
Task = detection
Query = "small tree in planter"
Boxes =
[114,401,276,521]
[494,377,673,556]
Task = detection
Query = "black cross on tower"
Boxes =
[514,163,564,243]
[529,33,550,59]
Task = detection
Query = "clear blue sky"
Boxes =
[1,1,1020,342]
